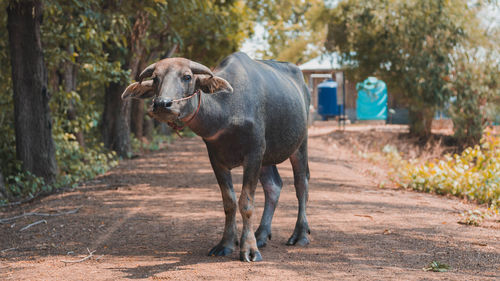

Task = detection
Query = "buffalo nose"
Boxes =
[153,98,173,110]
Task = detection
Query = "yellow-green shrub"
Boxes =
[54,132,118,188]
[387,133,500,209]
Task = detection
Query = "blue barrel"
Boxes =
[317,79,338,119]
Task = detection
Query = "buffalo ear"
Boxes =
[195,75,233,94]
[121,80,155,100]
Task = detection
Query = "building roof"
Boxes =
[299,53,343,71]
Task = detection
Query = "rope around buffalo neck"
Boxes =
[166,89,202,137]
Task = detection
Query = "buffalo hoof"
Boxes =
[255,230,272,248]
[286,228,311,246]
[208,244,234,256]
[286,235,310,246]
[256,237,269,248]
[239,249,262,262]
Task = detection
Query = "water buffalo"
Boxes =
[122,52,310,262]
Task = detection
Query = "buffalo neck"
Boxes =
[186,92,228,140]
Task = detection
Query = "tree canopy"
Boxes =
[324,0,499,138]
[246,0,327,64]
[0,0,253,201]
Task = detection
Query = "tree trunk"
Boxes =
[409,106,434,139]
[129,60,147,139]
[0,168,6,200]
[129,11,149,140]
[100,11,150,158]
[129,58,146,139]
[101,82,131,158]
[64,46,85,147]
[130,99,144,139]
[7,0,57,184]
[143,115,154,140]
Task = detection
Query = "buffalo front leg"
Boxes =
[287,139,311,246]
[255,165,283,248]
[208,156,238,256]
[239,154,264,262]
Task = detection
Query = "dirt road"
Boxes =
[1,131,499,280]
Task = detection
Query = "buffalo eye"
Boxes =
[182,74,192,82]
[152,76,159,85]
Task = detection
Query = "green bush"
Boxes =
[386,132,500,210]
[0,130,118,203]
[4,171,48,201]
[448,50,500,146]
[54,132,117,188]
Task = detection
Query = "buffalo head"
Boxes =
[121,58,233,123]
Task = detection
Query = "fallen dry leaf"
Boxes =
[354,214,374,220]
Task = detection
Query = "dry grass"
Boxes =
[322,129,456,162]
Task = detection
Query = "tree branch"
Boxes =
[19,219,47,231]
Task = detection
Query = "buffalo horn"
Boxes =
[189,61,213,77]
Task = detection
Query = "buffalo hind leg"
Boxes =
[287,139,311,246]
[255,165,282,248]
[207,154,238,256]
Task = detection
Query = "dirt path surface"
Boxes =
[1,130,499,280]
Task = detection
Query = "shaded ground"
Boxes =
[1,126,499,280]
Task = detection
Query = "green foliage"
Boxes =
[4,171,48,200]
[97,0,252,69]
[53,132,118,188]
[43,0,130,82]
[458,209,493,226]
[385,133,500,210]
[173,0,253,65]
[246,0,327,64]
[1,132,117,201]
[448,50,500,145]
[423,261,450,272]
[325,0,487,137]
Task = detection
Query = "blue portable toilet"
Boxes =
[356,77,387,120]
[317,79,341,120]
